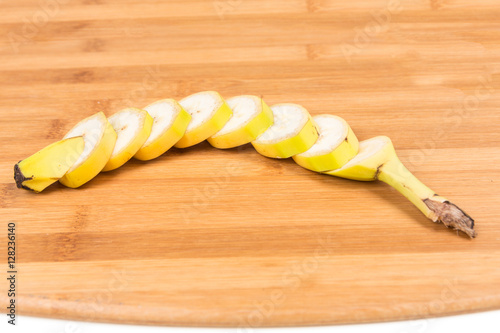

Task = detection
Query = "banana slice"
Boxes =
[59,112,117,188]
[293,115,359,172]
[325,136,476,238]
[14,137,84,193]
[324,136,394,181]
[134,99,191,161]
[102,108,153,171]
[175,91,232,148]
[207,95,274,149]
[251,103,319,158]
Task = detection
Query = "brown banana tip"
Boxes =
[424,199,476,238]
[14,163,26,188]
[14,163,35,192]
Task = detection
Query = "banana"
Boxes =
[102,108,153,171]
[208,95,274,149]
[175,91,232,148]
[59,112,117,188]
[14,137,85,193]
[13,90,477,239]
[252,103,319,158]
[325,136,476,238]
[134,99,191,161]
[293,115,359,172]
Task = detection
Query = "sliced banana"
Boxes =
[14,137,85,193]
[251,103,319,158]
[102,108,153,171]
[59,112,117,188]
[324,136,394,181]
[207,95,274,149]
[324,136,476,238]
[134,99,191,161]
[175,91,232,148]
[293,115,359,172]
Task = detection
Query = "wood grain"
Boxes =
[1,0,500,327]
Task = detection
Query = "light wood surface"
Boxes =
[1,0,500,327]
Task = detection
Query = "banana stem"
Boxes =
[377,159,434,217]
[377,158,476,238]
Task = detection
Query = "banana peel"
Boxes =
[14,137,85,193]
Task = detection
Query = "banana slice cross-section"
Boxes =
[293,115,359,172]
[208,95,274,149]
[175,91,232,148]
[251,103,319,158]
[102,108,153,171]
[134,99,191,161]
[14,137,85,193]
[325,136,476,238]
[59,112,117,188]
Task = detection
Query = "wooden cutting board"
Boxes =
[1,0,500,327]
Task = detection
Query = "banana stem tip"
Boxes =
[424,199,476,238]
